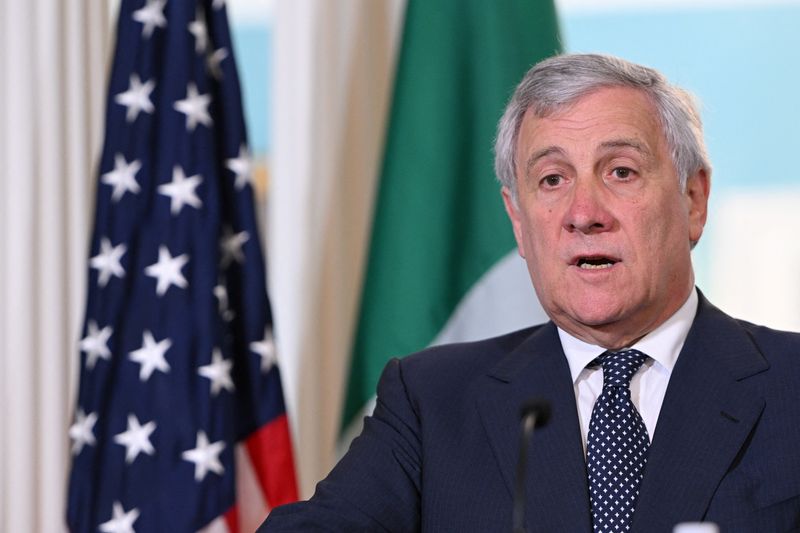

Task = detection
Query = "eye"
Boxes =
[541,174,563,188]
[611,167,634,180]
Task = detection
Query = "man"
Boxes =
[260,54,800,531]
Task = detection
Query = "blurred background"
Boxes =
[1,0,799,530]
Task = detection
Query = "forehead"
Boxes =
[516,86,666,165]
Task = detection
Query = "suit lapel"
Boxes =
[631,295,768,531]
[476,323,592,532]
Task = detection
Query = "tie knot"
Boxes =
[596,349,648,388]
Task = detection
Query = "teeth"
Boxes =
[579,262,613,270]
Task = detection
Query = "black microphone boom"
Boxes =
[519,399,551,428]
[513,398,552,533]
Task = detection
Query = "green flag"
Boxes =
[342,0,561,434]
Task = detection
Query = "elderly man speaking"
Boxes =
[260,54,800,532]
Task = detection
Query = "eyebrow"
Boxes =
[524,146,566,177]
[599,138,654,160]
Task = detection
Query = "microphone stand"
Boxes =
[513,399,551,533]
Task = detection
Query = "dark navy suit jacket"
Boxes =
[260,294,800,532]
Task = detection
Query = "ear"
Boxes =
[685,168,710,244]
[501,186,527,258]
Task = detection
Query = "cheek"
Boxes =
[635,203,691,265]
[526,213,557,255]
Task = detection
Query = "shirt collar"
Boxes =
[557,288,699,383]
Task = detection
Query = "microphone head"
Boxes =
[519,399,551,428]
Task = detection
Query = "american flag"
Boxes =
[66,1,298,531]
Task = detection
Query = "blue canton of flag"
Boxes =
[67,1,298,531]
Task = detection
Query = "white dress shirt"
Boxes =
[557,288,698,453]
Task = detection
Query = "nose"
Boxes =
[562,177,615,234]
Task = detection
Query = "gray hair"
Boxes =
[494,54,710,200]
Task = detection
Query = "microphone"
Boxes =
[513,399,551,533]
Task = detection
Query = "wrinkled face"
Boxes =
[502,87,709,349]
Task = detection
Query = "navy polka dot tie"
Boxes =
[587,349,650,532]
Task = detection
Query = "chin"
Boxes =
[566,301,627,329]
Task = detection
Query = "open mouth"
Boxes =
[575,256,618,270]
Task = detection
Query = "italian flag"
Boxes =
[341,0,561,441]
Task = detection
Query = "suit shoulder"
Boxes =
[396,324,546,381]
[697,295,800,363]
[736,318,800,356]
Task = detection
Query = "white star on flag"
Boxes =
[198,348,235,396]
[220,227,249,267]
[132,0,167,38]
[114,74,155,123]
[80,320,113,369]
[69,409,98,455]
[113,414,157,464]
[213,284,235,321]
[225,144,252,190]
[213,283,228,312]
[158,166,203,215]
[99,501,140,533]
[129,330,172,381]
[173,82,212,131]
[207,47,229,80]
[188,9,208,54]
[90,237,127,288]
[144,246,189,296]
[102,153,142,202]
[250,328,277,372]
[181,431,226,482]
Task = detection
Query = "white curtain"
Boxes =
[270,0,406,497]
[0,1,110,531]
